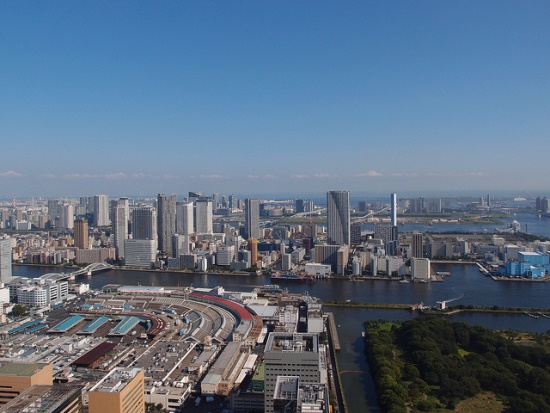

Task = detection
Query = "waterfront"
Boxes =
[13,263,550,413]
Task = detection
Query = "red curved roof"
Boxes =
[189,292,253,321]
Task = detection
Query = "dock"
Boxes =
[326,312,341,352]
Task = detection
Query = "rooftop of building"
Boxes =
[274,376,299,400]
[0,384,82,413]
[265,332,319,353]
[0,362,50,377]
[89,367,142,393]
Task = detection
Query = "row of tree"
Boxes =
[364,316,550,413]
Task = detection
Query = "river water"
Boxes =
[13,262,550,412]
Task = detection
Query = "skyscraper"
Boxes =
[195,198,213,234]
[390,193,398,242]
[327,190,350,246]
[113,205,128,260]
[73,218,89,249]
[176,201,194,235]
[157,194,177,256]
[92,195,110,227]
[132,207,157,241]
[391,193,397,227]
[0,237,13,283]
[412,232,424,258]
[245,198,260,239]
[59,204,74,229]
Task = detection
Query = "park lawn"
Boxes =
[453,392,505,413]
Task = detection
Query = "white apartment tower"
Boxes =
[195,198,213,234]
[327,190,350,246]
[176,201,194,235]
[92,195,110,227]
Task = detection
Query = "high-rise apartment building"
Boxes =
[195,198,213,234]
[245,198,260,240]
[73,218,89,249]
[59,204,74,229]
[412,232,424,258]
[92,195,110,227]
[176,201,194,235]
[0,237,13,283]
[157,194,177,256]
[327,191,350,246]
[113,205,128,260]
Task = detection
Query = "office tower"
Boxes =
[487,194,491,208]
[88,368,144,413]
[0,237,13,283]
[350,222,362,244]
[327,190,350,246]
[59,204,74,229]
[0,362,53,406]
[73,218,89,249]
[195,198,213,234]
[131,207,157,240]
[229,194,235,209]
[264,333,322,413]
[296,199,305,213]
[247,238,258,266]
[245,198,260,239]
[113,205,128,260]
[124,239,157,267]
[391,193,397,227]
[221,195,228,208]
[92,195,110,227]
[412,232,424,258]
[358,201,368,212]
[157,194,177,256]
[212,193,219,209]
[176,201,194,235]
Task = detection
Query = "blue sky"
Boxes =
[1,1,549,198]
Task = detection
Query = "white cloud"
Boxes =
[192,174,229,179]
[355,170,382,177]
[391,172,418,177]
[290,174,309,179]
[311,173,336,178]
[0,170,23,177]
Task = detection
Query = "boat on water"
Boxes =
[361,331,365,337]
[399,279,410,283]
[270,272,314,282]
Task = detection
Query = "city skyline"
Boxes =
[1,2,550,198]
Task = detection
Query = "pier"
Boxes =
[326,312,341,352]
